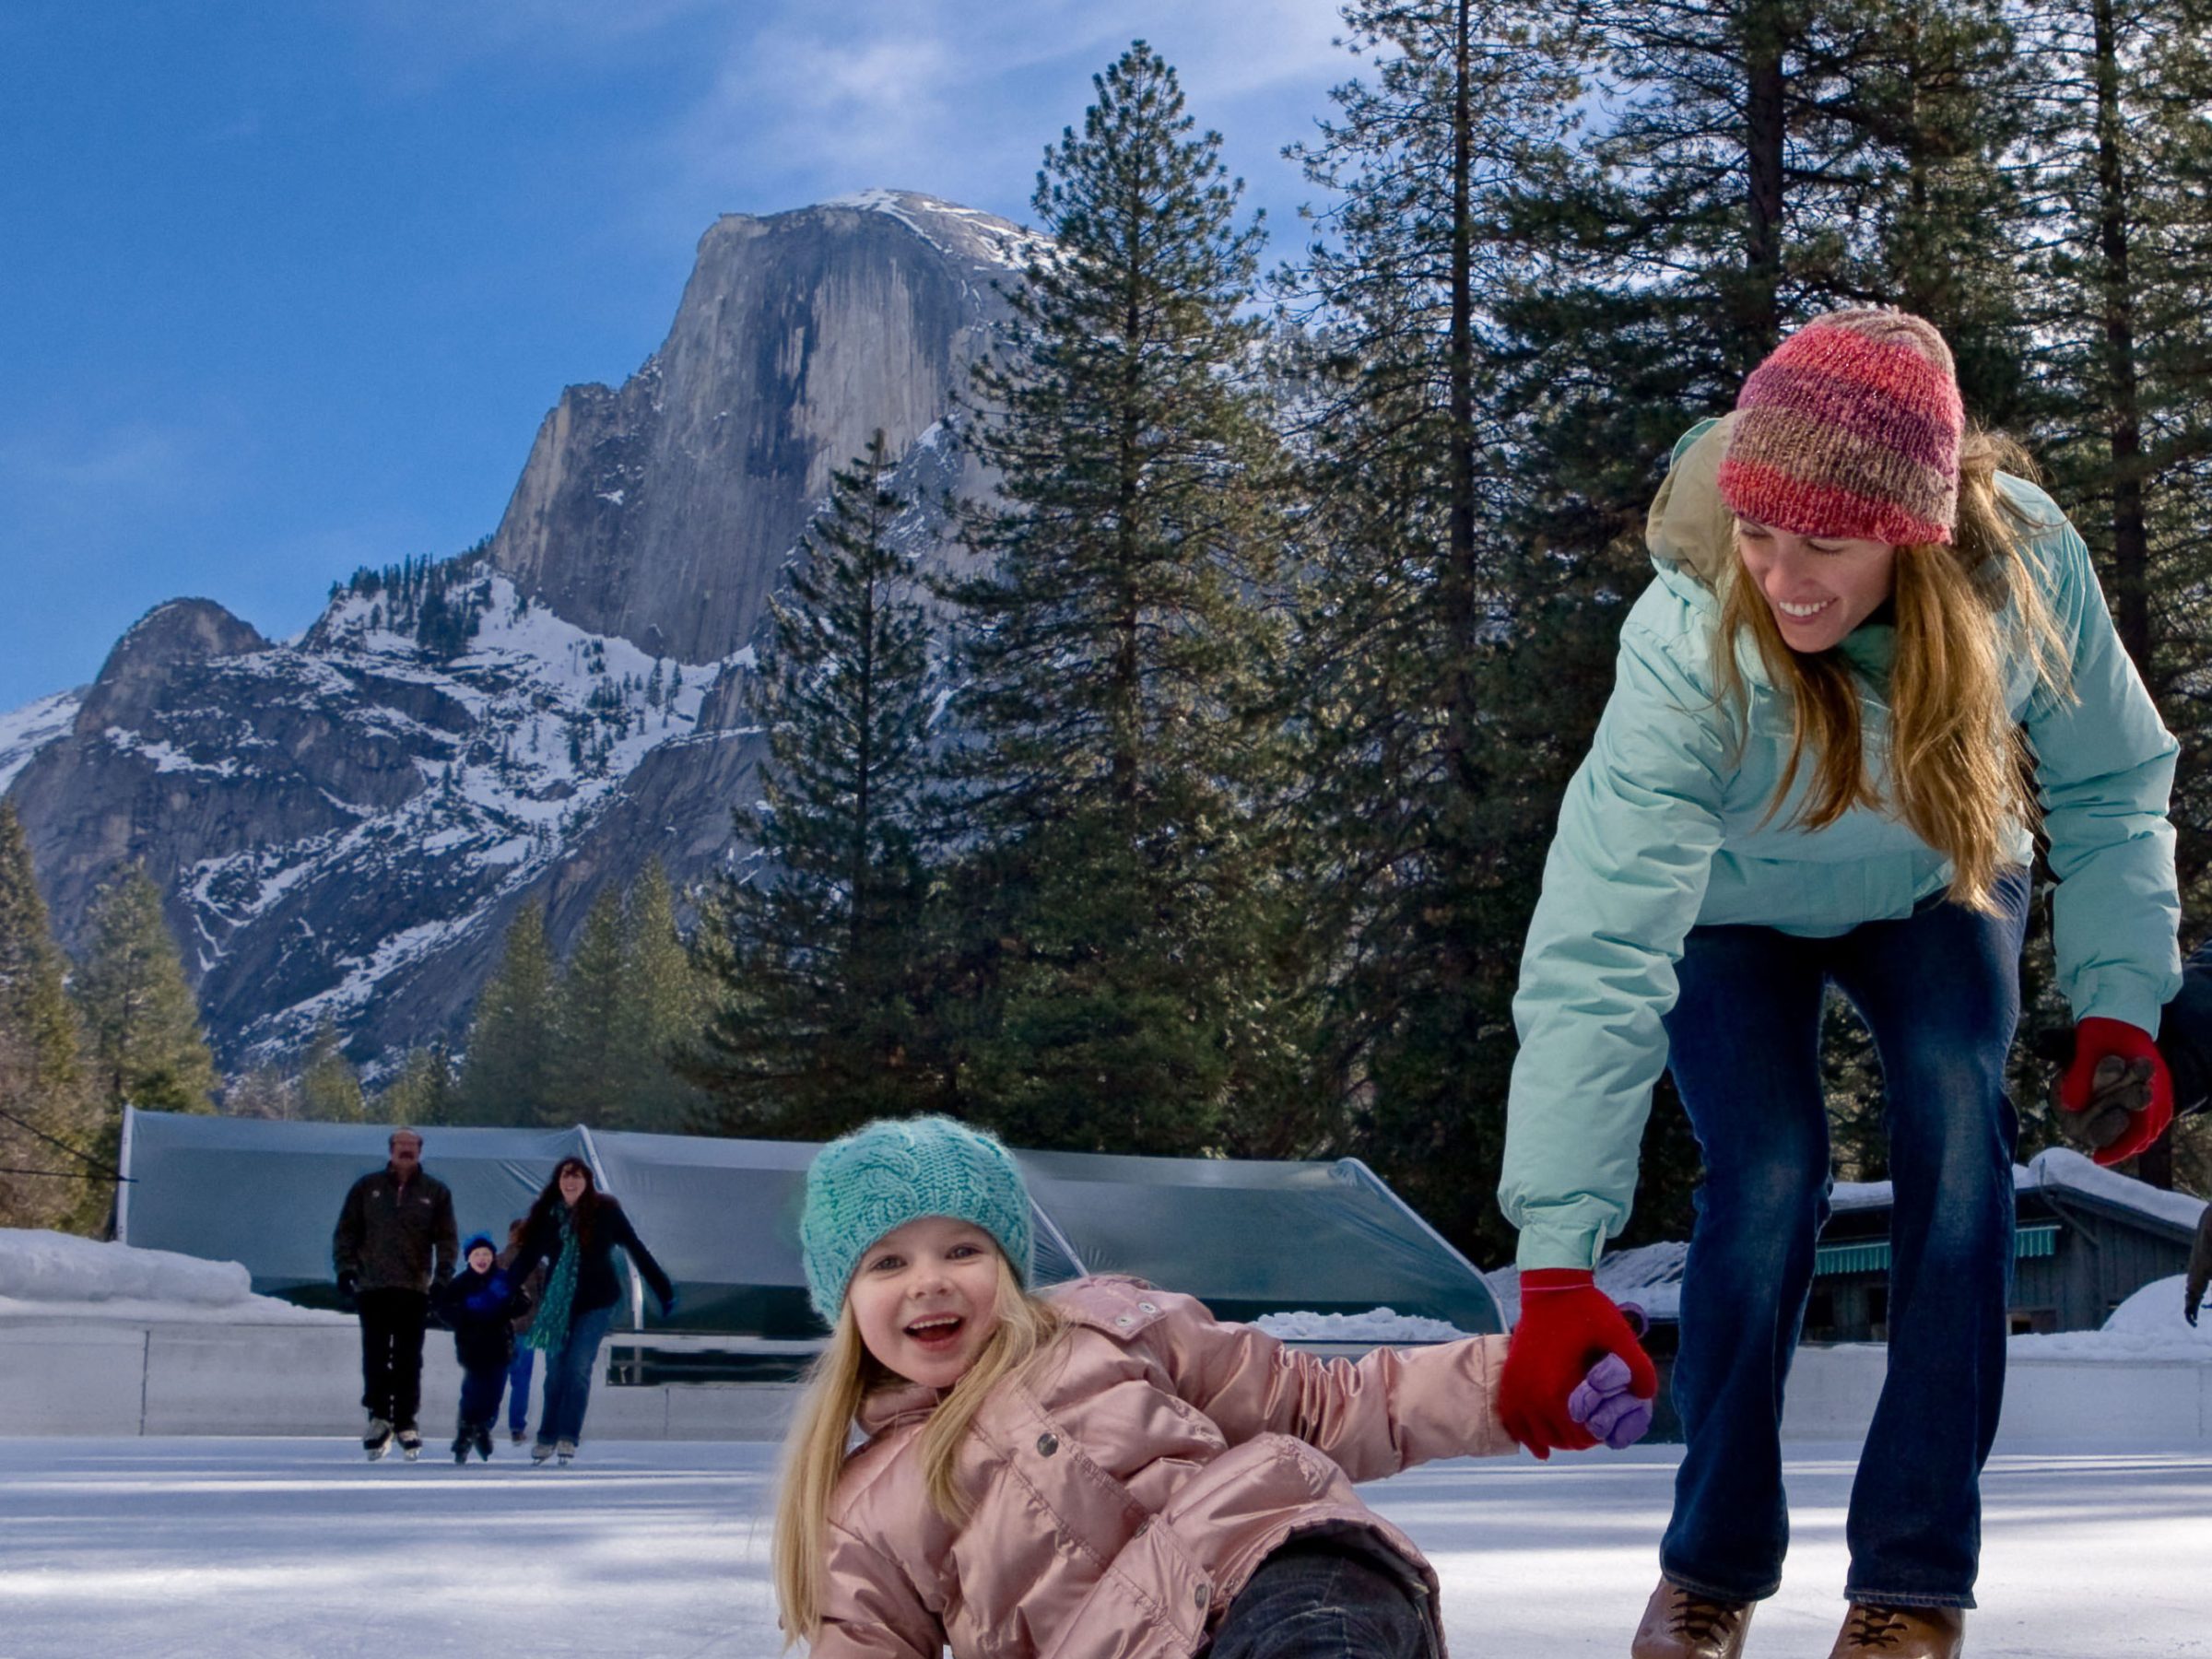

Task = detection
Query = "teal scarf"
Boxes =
[524,1208,581,1353]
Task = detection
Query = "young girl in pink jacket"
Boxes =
[772,1115,1650,1658]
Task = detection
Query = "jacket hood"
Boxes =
[1645,414,1739,593]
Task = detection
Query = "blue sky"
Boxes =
[0,0,1351,712]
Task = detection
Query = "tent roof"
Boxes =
[119,1110,1502,1337]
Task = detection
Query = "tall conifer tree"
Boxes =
[690,432,943,1138]
[74,863,218,1119]
[942,42,1297,1154]
[455,902,561,1125]
[0,804,93,1230]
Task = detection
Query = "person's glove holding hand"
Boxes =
[2056,1017,2173,1167]
[1500,1270,1657,1458]
[336,1270,359,1308]
[2185,1293,2199,1329]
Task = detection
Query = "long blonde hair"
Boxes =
[771,1252,1066,1646]
[1713,429,2073,911]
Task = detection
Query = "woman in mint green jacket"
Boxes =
[1492,311,2180,1659]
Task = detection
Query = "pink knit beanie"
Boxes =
[1717,309,1965,547]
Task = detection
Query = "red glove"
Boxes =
[2058,1017,2173,1167]
[1500,1268,1658,1459]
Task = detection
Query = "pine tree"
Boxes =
[223,1064,298,1121]
[690,432,945,1138]
[374,1042,457,1126]
[0,804,94,1230]
[74,863,218,1119]
[552,887,629,1126]
[1276,0,1603,1251]
[296,1016,366,1123]
[618,861,709,1134]
[939,42,1299,1155]
[453,902,562,1125]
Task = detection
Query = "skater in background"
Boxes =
[332,1128,457,1462]
[1496,310,2180,1659]
[772,1115,1651,1659]
[498,1214,543,1445]
[511,1156,676,1465]
[436,1231,532,1463]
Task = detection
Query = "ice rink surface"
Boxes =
[4,1437,2208,1657]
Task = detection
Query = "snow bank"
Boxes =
[2008,1275,2212,1363]
[1254,1308,1471,1343]
[0,1229,343,1324]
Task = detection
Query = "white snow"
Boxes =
[0,688,80,793]
[0,1228,342,1324]
[2007,1274,2212,1363]
[0,1438,2205,1657]
[1833,1147,2207,1233]
[1255,1308,1472,1342]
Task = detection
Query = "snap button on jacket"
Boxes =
[816,1275,1514,1658]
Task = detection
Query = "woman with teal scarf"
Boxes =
[512,1157,676,1465]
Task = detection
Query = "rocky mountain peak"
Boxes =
[78,599,269,732]
[487,189,1025,666]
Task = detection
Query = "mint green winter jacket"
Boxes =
[1500,417,2182,1271]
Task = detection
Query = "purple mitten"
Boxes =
[1568,1352,1655,1450]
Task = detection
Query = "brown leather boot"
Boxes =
[1630,1577,1755,1659]
[1827,1603,1965,1657]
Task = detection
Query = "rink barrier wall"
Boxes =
[0,1319,802,1439]
[1,1323,2205,1443]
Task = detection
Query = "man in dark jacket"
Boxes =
[333,1129,457,1459]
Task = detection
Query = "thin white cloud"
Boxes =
[0,423,196,495]
[635,0,1351,247]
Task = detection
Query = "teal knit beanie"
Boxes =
[801,1116,1035,1324]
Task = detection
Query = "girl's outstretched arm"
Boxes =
[1136,1287,1516,1479]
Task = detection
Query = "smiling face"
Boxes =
[557,1164,589,1206]
[466,1244,495,1274]
[845,1216,1005,1391]
[1734,518,1899,654]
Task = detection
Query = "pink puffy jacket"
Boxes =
[813,1275,1515,1657]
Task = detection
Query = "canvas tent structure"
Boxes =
[117,1109,1504,1339]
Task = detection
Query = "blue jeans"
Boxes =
[537,1303,615,1448]
[457,1363,505,1433]
[505,1347,535,1434]
[1208,1540,1434,1659]
[1659,869,2027,1611]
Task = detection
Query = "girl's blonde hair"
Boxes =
[771,1248,1066,1646]
[1714,428,2073,910]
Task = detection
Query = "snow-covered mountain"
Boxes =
[2,192,1029,1064]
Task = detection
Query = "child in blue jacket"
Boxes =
[437,1232,532,1463]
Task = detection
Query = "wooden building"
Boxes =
[1805,1147,2206,1342]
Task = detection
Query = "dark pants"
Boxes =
[506,1346,535,1434]
[1208,1541,1434,1659]
[1659,869,2027,1611]
[356,1288,429,1430]
[457,1362,506,1433]
[536,1303,615,1448]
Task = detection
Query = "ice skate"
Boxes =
[452,1439,469,1465]
[397,1426,422,1462]
[531,1440,554,1465]
[475,1427,494,1462]
[1828,1604,1963,1658]
[363,1415,393,1461]
[510,1429,527,1445]
[1631,1576,1753,1659]
[555,1439,576,1466]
